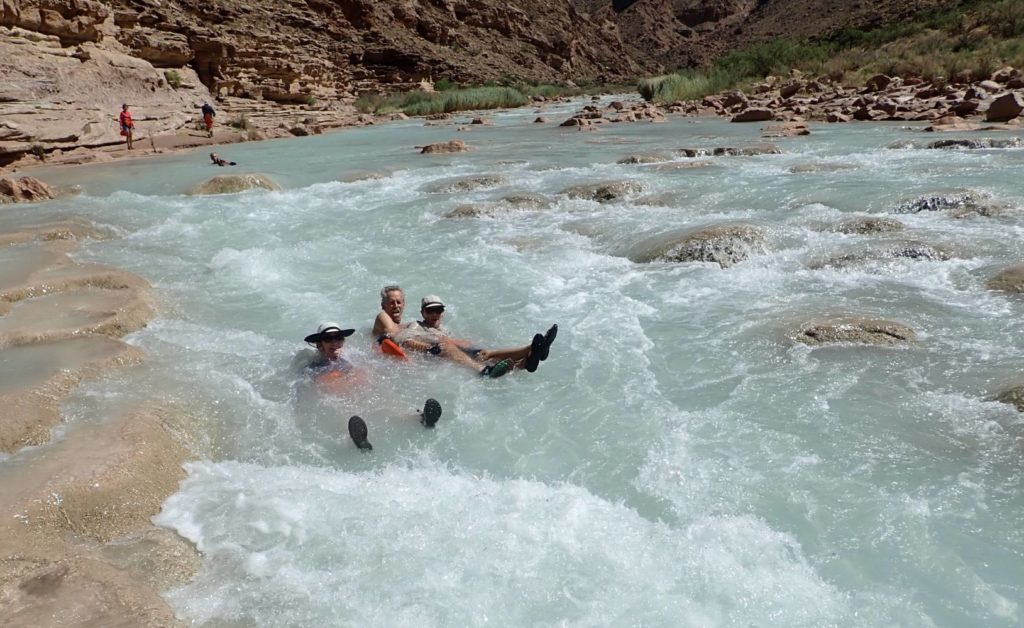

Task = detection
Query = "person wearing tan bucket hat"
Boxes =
[303,321,442,451]
[392,295,558,378]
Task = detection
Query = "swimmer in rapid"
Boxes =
[392,295,557,378]
[303,322,442,450]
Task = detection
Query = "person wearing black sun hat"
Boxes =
[302,322,442,451]
[304,322,357,374]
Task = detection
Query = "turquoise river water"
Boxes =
[6,97,1024,627]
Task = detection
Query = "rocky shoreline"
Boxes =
[0,220,199,626]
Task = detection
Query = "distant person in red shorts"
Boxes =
[118,104,134,150]
[201,102,216,138]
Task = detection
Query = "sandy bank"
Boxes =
[0,216,198,626]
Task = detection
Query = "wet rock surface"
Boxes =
[793,317,917,346]
[428,175,507,193]
[188,173,281,195]
[986,265,1024,293]
[632,224,767,268]
[561,180,643,203]
[831,216,906,234]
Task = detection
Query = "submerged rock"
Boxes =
[926,138,1023,150]
[189,174,280,195]
[561,181,643,203]
[986,265,1024,293]
[995,385,1024,412]
[420,140,469,154]
[893,190,1007,218]
[832,216,906,234]
[444,193,551,218]
[793,317,916,346]
[676,144,782,157]
[893,191,982,214]
[814,241,952,268]
[428,175,507,193]
[632,224,767,268]
[616,154,668,164]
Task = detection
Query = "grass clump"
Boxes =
[164,69,182,89]
[358,86,529,116]
[228,114,250,130]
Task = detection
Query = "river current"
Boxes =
[13,98,1024,626]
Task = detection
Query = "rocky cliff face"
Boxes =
[0,0,968,168]
[578,0,962,70]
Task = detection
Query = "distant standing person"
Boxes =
[118,104,134,150]
[201,102,216,138]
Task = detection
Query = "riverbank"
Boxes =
[0,220,201,625]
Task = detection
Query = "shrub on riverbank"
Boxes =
[640,0,1024,103]
[356,86,528,115]
[354,81,627,116]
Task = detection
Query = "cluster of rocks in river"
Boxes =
[552,67,1023,130]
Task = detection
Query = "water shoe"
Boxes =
[348,415,373,451]
[420,398,442,428]
[526,333,545,372]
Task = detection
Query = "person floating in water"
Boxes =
[201,101,216,138]
[118,103,134,150]
[303,322,442,450]
[209,152,235,166]
[390,295,557,378]
[372,284,407,340]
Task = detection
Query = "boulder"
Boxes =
[419,140,469,154]
[779,81,803,99]
[0,176,57,203]
[991,66,1021,83]
[561,181,643,203]
[986,265,1024,293]
[793,317,916,346]
[188,174,281,195]
[631,224,767,268]
[985,93,1024,122]
[731,108,774,122]
[865,74,892,92]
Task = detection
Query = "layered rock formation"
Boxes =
[0,0,995,169]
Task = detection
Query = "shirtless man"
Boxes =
[372,285,407,340]
[395,295,557,377]
[303,321,441,449]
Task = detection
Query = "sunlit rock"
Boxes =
[631,224,767,268]
[419,140,469,154]
[793,317,916,346]
[561,181,643,203]
[188,174,280,195]
[0,176,56,203]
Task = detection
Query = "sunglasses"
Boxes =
[423,307,445,314]
[321,333,347,342]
